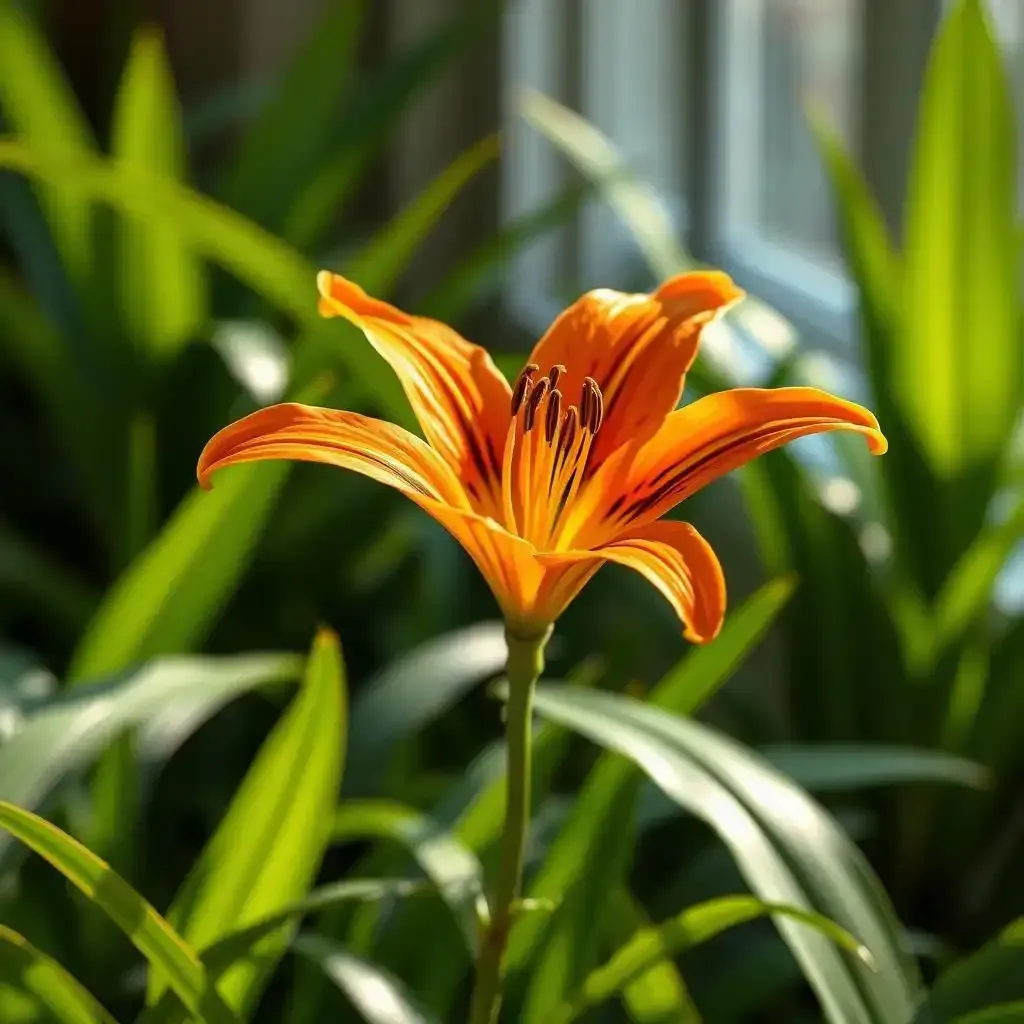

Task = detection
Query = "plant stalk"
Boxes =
[467,624,551,1024]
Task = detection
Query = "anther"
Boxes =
[545,388,563,444]
[582,377,604,433]
[510,363,539,416]
[546,363,566,389]
[523,377,549,432]
[557,406,579,459]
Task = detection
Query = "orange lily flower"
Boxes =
[198,271,886,642]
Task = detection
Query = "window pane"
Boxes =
[720,0,860,268]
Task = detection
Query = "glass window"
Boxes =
[719,0,861,271]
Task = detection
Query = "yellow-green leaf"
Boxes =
[901,0,1019,478]
[110,27,205,357]
[0,802,240,1024]
[150,629,346,1015]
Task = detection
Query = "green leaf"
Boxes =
[901,0,1019,481]
[602,888,700,1024]
[554,895,869,1024]
[151,629,346,1015]
[504,578,796,1012]
[518,88,685,280]
[344,134,499,296]
[523,685,923,1024]
[0,652,300,850]
[332,800,485,954]
[110,26,205,358]
[0,2,95,283]
[0,142,404,418]
[0,801,240,1024]
[954,1003,1024,1024]
[220,0,365,230]
[68,462,290,680]
[915,917,1024,1023]
[757,744,988,793]
[345,621,507,793]
[293,936,440,1024]
[0,925,117,1024]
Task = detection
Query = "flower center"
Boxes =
[501,363,604,547]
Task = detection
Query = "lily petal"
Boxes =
[525,271,744,464]
[538,520,726,643]
[197,402,548,628]
[570,387,887,542]
[317,272,512,511]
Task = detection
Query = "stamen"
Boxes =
[510,363,539,415]
[582,377,604,433]
[523,377,549,432]
[546,363,567,389]
[545,389,563,444]
[556,406,578,462]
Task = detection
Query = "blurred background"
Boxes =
[2,0,1023,1021]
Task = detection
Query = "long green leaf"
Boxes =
[344,134,499,295]
[554,895,869,1024]
[954,1003,1024,1024]
[293,936,440,1024]
[331,800,485,952]
[0,141,404,417]
[506,577,796,979]
[220,0,365,230]
[111,27,205,358]
[915,917,1024,1023]
[345,621,507,793]
[0,802,240,1024]
[0,925,117,1024]
[0,2,95,282]
[151,629,346,1015]
[523,686,923,1024]
[0,652,300,851]
[901,0,1019,483]
[68,461,290,680]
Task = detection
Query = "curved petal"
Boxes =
[197,402,549,628]
[525,271,744,464]
[538,520,726,643]
[317,272,512,511]
[197,402,471,507]
[567,386,888,543]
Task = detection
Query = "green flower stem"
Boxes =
[468,624,552,1024]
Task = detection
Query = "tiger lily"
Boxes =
[198,270,886,642]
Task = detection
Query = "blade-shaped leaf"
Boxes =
[151,629,346,1015]
[0,925,117,1024]
[219,0,366,230]
[522,686,923,1024]
[0,142,405,418]
[506,578,796,977]
[0,3,95,283]
[68,462,290,680]
[901,0,1019,482]
[293,936,440,1024]
[915,917,1024,1023]
[345,621,507,793]
[110,27,205,358]
[332,800,485,953]
[344,134,499,296]
[0,652,300,853]
[554,895,868,1024]
[0,802,240,1024]
[757,744,987,793]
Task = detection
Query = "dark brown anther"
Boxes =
[523,377,549,432]
[510,363,539,416]
[545,388,563,444]
[582,377,604,433]
[557,405,579,459]
[546,363,567,389]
